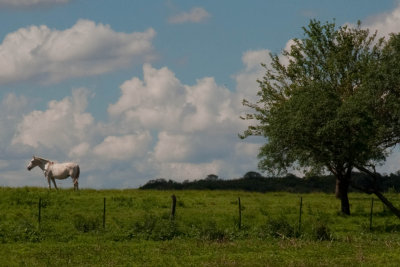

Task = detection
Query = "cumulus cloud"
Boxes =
[12,88,94,149]
[364,4,400,38]
[0,93,29,121]
[8,62,261,188]
[154,132,190,162]
[183,77,238,133]
[168,7,210,24]
[234,49,270,99]
[93,133,152,160]
[234,41,301,103]
[68,142,90,158]
[0,0,69,8]
[0,93,32,153]
[0,19,156,84]
[110,64,242,134]
[106,64,258,182]
[108,64,186,131]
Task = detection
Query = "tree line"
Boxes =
[140,171,400,193]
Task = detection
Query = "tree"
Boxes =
[349,32,400,217]
[205,174,219,181]
[241,19,400,215]
[243,171,263,179]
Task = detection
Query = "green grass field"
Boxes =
[1,187,400,266]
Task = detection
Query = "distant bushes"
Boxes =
[140,171,400,193]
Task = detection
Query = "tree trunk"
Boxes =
[373,191,400,219]
[336,177,350,215]
[354,164,400,220]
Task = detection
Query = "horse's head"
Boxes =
[27,156,38,171]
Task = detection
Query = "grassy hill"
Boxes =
[1,187,400,265]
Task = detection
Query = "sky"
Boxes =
[1,0,400,189]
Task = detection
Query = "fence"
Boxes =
[3,187,400,244]
[33,193,384,235]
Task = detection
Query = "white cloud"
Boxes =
[168,7,210,24]
[0,0,69,8]
[364,4,400,38]
[110,64,244,134]
[0,93,29,121]
[183,77,237,133]
[8,61,261,188]
[0,19,156,84]
[0,93,32,154]
[154,132,190,162]
[108,64,187,131]
[106,64,257,182]
[68,142,90,158]
[93,133,152,160]
[235,142,260,158]
[234,42,298,104]
[12,88,94,149]
[234,49,270,103]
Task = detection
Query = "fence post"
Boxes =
[369,198,374,231]
[298,196,303,234]
[38,197,42,227]
[103,197,106,229]
[238,197,242,230]
[171,194,176,220]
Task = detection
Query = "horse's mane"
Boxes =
[34,156,51,163]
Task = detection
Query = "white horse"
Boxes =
[27,156,80,190]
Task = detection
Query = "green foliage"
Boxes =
[241,19,400,183]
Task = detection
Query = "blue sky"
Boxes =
[0,0,399,189]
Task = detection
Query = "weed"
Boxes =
[259,215,295,239]
[112,196,133,207]
[132,213,181,241]
[73,214,101,233]
[311,220,333,241]
[196,220,231,241]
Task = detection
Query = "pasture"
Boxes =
[1,187,400,266]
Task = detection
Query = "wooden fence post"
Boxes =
[171,194,176,220]
[370,198,374,231]
[38,197,42,226]
[298,196,303,233]
[238,197,242,230]
[103,197,106,229]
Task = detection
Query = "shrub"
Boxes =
[311,221,333,241]
[259,216,295,239]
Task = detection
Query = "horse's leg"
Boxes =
[72,167,79,191]
[73,178,79,191]
[47,176,51,189]
[51,177,58,190]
